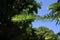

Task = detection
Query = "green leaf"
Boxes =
[11,14,36,22]
[48,3,60,10]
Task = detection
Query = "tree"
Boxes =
[34,26,57,40]
[41,0,60,24]
[0,0,41,40]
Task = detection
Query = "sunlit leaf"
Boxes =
[48,3,60,10]
[11,14,36,22]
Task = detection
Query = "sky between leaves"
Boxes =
[32,0,60,34]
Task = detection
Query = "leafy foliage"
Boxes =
[40,0,60,24]
[34,26,57,40]
[0,0,59,40]
[11,14,36,22]
[0,0,42,40]
[48,3,60,11]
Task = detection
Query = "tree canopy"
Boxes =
[0,0,60,40]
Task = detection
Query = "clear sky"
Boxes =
[32,0,60,34]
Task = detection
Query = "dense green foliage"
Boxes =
[0,0,40,40]
[0,0,60,40]
[0,0,41,40]
[34,26,57,40]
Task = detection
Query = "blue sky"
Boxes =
[32,0,60,34]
